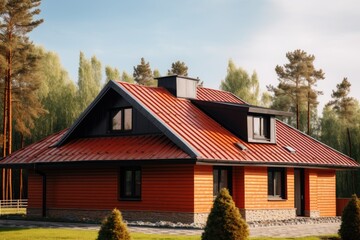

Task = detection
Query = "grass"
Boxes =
[0,227,339,240]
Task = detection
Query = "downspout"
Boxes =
[36,170,47,218]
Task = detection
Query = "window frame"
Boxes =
[119,167,141,201]
[110,107,133,132]
[267,167,286,200]
[213,166,232,198]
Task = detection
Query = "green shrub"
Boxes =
[202,188,249,240]
[97,208,131,240]
[339,194,360,240]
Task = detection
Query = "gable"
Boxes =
[68,88,161,139]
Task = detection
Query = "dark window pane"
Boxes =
[220,169,228,190]
[213,169,219,196]
[135,170,141,197]
[125,170,133,196]
[268,170,273,195]
[274,171,282,196]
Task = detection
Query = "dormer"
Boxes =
[192,100,292,144]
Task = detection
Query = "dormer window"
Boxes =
[247,115,276,144]
[111,108,133,131]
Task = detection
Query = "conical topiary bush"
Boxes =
[97,208,131,240]
[202,188,249,240]
[339,194,360,240]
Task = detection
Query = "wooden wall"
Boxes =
[305,169,336,216]
[194,165,213,213]
[28,165,195,213]
[239,166,294,210]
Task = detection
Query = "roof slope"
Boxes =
[119,82,358,169]
[1,132,189,165]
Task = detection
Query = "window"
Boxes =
[268,167,286,199]
[253,116,268,139]
[213,167,232,197]
[120,167,141,200]
[111,108,133,131]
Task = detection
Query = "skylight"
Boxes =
[235,142,247,151]
[284,146,296,154]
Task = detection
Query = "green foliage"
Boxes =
[30,47,78,143]
[77,52,102,112]
[220,59,261,106]
[168,61,188,76]
[269,49,324,133]
[105,66,121,82]
[133,57,155,86]
[202,188,249,240]
[339,194,360,240]
[97,208,131,240]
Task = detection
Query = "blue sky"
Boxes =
[30,0,360,111]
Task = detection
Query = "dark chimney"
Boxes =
[156,75,199,99]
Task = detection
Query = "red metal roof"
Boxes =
[1,133,189,165]
[120,82,358,168]
[196,87,246,104]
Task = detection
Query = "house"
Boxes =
[1,75,359,224]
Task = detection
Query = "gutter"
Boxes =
[35,170,47,218]
[196,159,360,170]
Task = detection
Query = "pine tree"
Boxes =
[202,188,249,240]
[97,208,131,240]
[269,49,324,132]
[326,78,357,125]
[339,194,360,240]
[133,57,154,86]
[168,61,188,76]
[0,0,43,200]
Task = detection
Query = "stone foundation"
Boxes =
[305,210,320,218]
[27,208,209,225]
[240,208,296,222]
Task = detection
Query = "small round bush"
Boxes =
[97,208,131,240]
[339,194,360,240]
[202,188,249,240]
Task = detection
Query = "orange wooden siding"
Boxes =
[28,165,195,213]
[305,169,336,217]
[242,166,294,210]
[194,165,213,213]
[317,170,336,216]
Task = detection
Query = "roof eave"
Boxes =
[196,159,360,170]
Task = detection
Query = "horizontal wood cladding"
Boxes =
[28,165,195,213]
[28,170,43,208]
[194,165,213,213]
[305,169,336,217]
[317,170,336,216]
[243,166,294,210]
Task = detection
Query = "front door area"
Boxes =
[294,168,305,216]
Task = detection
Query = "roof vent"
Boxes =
[284,146,296,154]
[235,142,247,151]
[156,75,199,99]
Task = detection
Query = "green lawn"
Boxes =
[0,208,26,215]
[0,227,339,240]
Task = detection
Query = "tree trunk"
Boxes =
[307,91,310,135]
